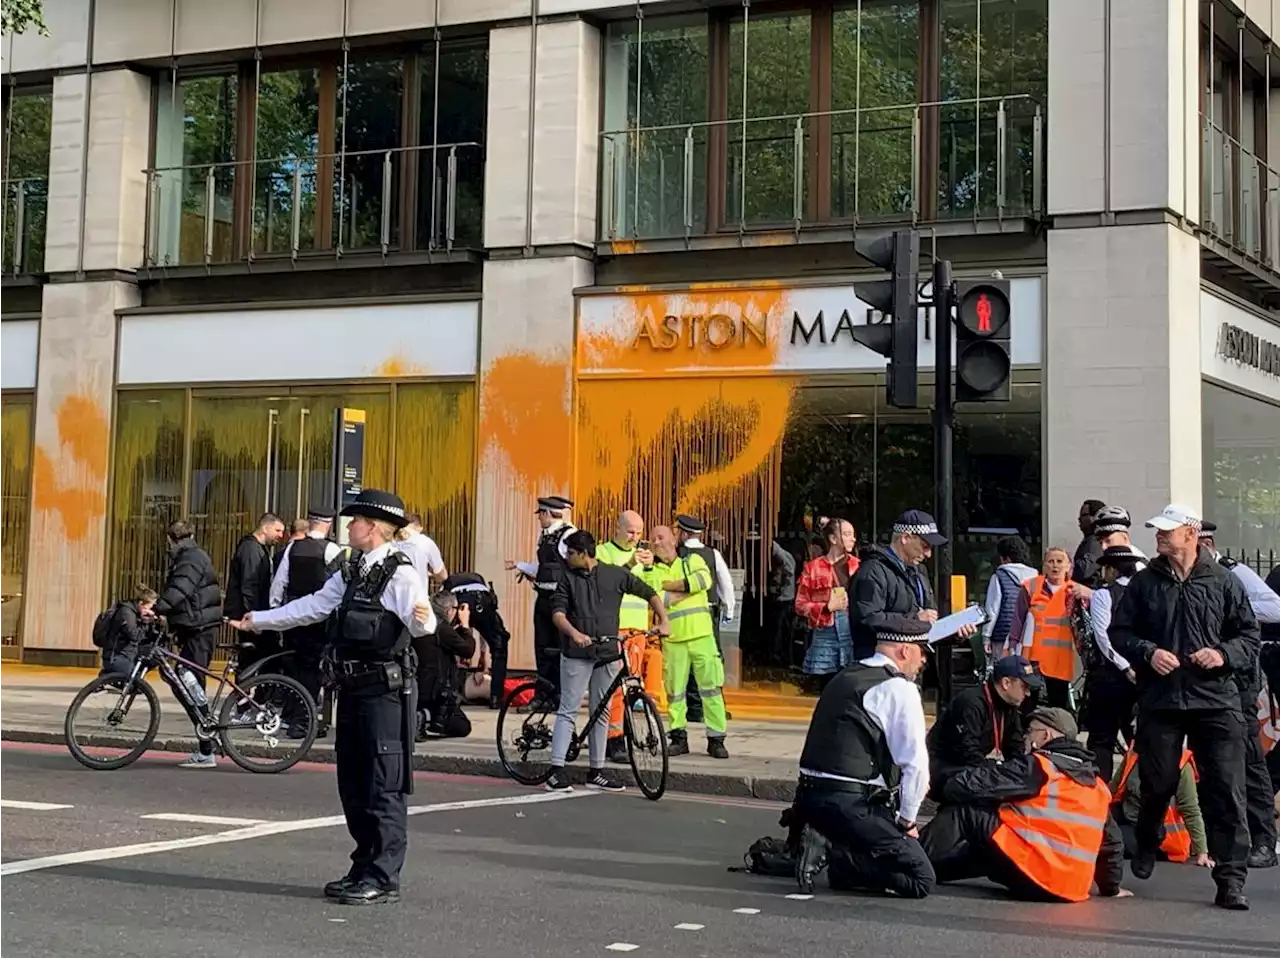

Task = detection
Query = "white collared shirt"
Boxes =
[682,535,736,621]
[269,532,344,608]
[1088,577,1132,673]
[251,541,435,637]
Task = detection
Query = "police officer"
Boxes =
[506,495,575,704]
[270,506,344,734]
[230,489,435,905]
[675,514,734,722]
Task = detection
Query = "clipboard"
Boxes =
[927,604,986,643]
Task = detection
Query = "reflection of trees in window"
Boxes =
[419,44,488,248]
[340,58,403,250]
[3,91,51,272]
[253,69,320,254]
[171,75,238,262]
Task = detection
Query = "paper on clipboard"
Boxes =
[927,605,986,643]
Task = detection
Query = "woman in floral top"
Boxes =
[795,518,861,690]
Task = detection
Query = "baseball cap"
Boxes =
[991,654,1045,690]
[1145,503,1202,532]
[1028,706,1079,740]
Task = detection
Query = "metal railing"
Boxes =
[2,177,49,275]
[600,94,1043,242]
[142,142,484,268]
[1201,115,1280,272]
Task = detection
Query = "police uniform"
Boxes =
[246,489,435,905]
[793,618,936,898]
[675,514,733,722]
[526,496,575,698]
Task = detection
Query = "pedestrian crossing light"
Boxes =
[954,279,1012,402]
[852,229,919,409]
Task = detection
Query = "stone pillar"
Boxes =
[1044,0,1202,554]
[22,68,151,656]
[475,18,600,669]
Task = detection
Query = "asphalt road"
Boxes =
[2,742,1278,958]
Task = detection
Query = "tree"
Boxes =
[2,0,47,36]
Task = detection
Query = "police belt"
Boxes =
[798,774,897,805]
[333,659,399,692]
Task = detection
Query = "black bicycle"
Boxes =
[64,633,318,773]
[496,633,669,800]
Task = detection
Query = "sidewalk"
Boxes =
[0,664,809,800]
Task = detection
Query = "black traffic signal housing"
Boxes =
[954,279,1012,402]
[851,229,919,409]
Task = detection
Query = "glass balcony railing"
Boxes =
[2,177,49,275]
[599,94,1043,242]
[1201,115,1280,272]
[143,143,484,268]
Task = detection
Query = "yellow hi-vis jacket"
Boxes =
[638,553,714,642]
[595,540,651,632]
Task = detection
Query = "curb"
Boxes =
[2,727,798,802]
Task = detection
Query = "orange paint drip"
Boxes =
[479,351,573,493]
[55,394,109,479]
[31,395,109,542]
[373,356,428,377]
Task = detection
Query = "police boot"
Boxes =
[669,728,690,756]
[796,825,830,895]
[338,880,401,906]
[324,873,360,898]
[1247,843,1278,869]
[707,737,729,760]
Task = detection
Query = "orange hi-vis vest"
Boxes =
[1025,576,1075,682]
[1112,747,1194,863]
[992,751,1111,902]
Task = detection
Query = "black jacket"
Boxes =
[104,600,154,652]
[413,617,478,710]
[927,680,1025,795]
[155,538,222,631]
[940,737,1124,896]
[224,534,272,620]
[1109,547,1260,712]
[849,545,935,659]
[1073,535,1103,588]
[551,562,657,659]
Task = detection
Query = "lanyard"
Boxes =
[983,683,1005,760]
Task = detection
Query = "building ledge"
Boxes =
[137,247,484,282]
[1198,234,1280,310]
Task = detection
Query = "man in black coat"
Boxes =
[1073,498,1107,587]
[1109,504,1261,911]
[154,520,224,768]
[928,654,1042,798]
[225,513,285,672]
[921,707,1127,902]
[849,510,943,660]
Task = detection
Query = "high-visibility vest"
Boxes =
[596,540,650,632]
[639,554,714,642]
[1112,747,1194,863]
[991,751,1111,902]
[1024,576,1076,682]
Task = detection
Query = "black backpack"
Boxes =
[732,836,798,877]
[92,603,122,648]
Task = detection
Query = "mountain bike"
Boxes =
[64,632,318,773]
[496,632,669,800]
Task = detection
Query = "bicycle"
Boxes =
[496,632,669,800]
[64,631,318,773]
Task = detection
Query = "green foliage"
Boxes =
[2,0,46,36]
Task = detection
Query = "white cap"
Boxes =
[1145,503,1202,532]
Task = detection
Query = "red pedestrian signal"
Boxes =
[954,280,1012,402]
[976,293,992,333]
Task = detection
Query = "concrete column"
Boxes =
[22,282,136,655]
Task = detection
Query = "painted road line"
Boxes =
[605,945,639,953]
[785,894,814,901]
[140,813,268,826]
[0,800,74,811]
[673,923,705,931]
[1,790,596,877]
[732,907,761,915]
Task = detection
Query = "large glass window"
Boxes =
[2,395,33,656]
[1202,382,1280,559]
[254,67,322,256]
[419,43,489,250]
[339,57,404,251]
[2,90,52,273]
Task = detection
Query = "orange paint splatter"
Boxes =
[31,394,109,542]
[55,394,109,478]
[373,356,428,377]
[479,351,573,493]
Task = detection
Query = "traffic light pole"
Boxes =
[932,258,955,702]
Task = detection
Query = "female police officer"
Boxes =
[229,489,436,905]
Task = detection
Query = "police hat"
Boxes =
[307,505,335,522]
[1096,544,1146,566]
[893,509,947,546]
[675,514,705,534]
[536,495,573,512]
[1091,505,1132,536]
[875,617,933,646]
[340,489,410,529]
[1198,519,1218,540]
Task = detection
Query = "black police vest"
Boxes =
[534,526,572,597]
[328,551,412,663]
[798,664,901,788]
[682,544,721,607]
[286,537,330,601]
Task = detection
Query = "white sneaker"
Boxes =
[178,752,217,769]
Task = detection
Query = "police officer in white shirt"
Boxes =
[396,512,448,587]
[794,617,936,898]
[270,507,344,608]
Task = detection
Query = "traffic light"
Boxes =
[954,279,1012,402]
[852,229,919,409]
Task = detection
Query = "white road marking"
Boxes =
[673,923,704,931]
[785,894,813,901]
[733,907,761,915]
[327,919,346,923]
[605,945,639,953]
[140,813,268,826]
[1,790,596,877]
[0,800,74,811]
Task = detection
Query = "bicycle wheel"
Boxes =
[64,674,161,771]
[623,688,668,801]
[496,678,559,786]
[218,673,317,773]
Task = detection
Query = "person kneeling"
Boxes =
[920,707,1128,902]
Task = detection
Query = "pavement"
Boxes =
[0,664,809,800]
[3,742,1279,958]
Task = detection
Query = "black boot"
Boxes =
[707,737,729,760]
[796,825,830,894]
[669,728,690,756]
[1214,882,1250,911]
[324,873,360,898]
[1247,842,1278,868]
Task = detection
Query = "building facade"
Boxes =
[3,0,1278,684]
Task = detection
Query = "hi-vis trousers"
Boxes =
[664,634,726,738]
[608,630,666,739]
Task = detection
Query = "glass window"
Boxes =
[419,43,489,249]
[831,2,920,219]
[728,11,812,226]
[1202,382,1280,558]
[253,67,322,256]
[2,396,33,655]
[338,56,404,251]
[602,16,709,238]
[3,90,52,273]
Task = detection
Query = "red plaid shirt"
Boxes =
[794,554,861,629]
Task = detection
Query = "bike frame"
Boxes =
[563,640,649,754]
[123,641,254,735]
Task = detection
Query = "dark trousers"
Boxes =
[920,805,1064,901]
[795,787,935,899]
[486,630,509,708]
[239,630,282,676]
[1081,670,1137,784]
[533,599,561,703]
[686,613,722,720]
[175,625,218,756]
[285,625,325,730]
[1135,707,1250,886]
[1041,676,1073,711]
[1240,680,1278,849]
[335,683,412,888]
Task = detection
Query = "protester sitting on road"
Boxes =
[920,707,1128,902]
[927,654,1043,799]
[444,572,511,709]
[98,586,159,678]
[1110,743,1211,868]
